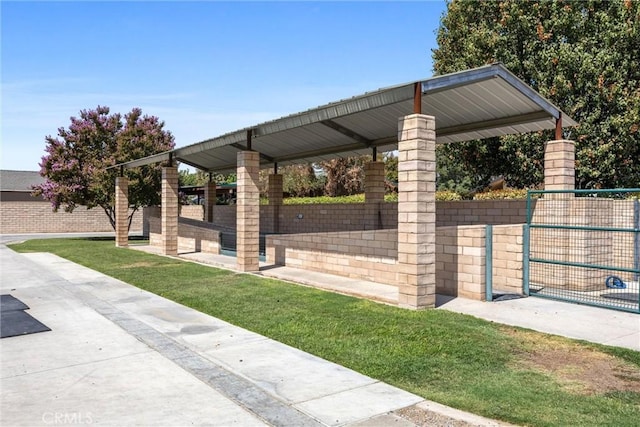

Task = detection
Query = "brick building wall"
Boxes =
[0,200,143,234]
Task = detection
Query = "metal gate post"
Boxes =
[485,224,493,302]
[523,224,530,296]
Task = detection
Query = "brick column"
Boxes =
[204,181,216,223]
[543,140,610,291]
[365,161,385,229]
[161,166,179,256]
[397,114,437,309]
[267,174,283,233]
[544,139,575,191]
[115,176,129,247]
[537,140,576,289]
[237,151,260,272]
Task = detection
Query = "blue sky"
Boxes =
[1,1,447,171]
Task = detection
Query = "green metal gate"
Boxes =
[523,189,640,313]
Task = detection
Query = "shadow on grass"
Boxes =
[83,235,147,242]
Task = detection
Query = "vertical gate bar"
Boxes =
[523,224,530,296]
[634,199,639,312]
[634,199,639,282]
[485,225,493,302]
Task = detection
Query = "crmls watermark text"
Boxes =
[42,412,93,425]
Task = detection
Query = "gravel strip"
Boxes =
[396,405,478,427]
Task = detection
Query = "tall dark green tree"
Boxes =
[434,0,640,190]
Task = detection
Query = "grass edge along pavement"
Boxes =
[9,238,640,427]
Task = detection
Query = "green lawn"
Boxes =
[10,238,640,427]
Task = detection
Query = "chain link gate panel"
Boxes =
[524,189,640,313]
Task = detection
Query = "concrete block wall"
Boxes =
[612,200,638,282]
[142,206,161,237]
[568,198,612,290]
[435,225,486,300]
[195,203,396,233]
[275,204,377,234]
[266,224,501,301]
[210,205,237,229]
[180,205,204,221]
[529,199,570,288]
[148,216,162,247]
[0,201,143,234]
[266,229,399,284]
[197,200,529,234]
[148,216,220,254]
[436,200,529,226]
[492,225,524,295]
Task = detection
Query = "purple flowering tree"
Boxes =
[33,106,175,230]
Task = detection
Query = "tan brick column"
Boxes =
[365,161,385,229]
[237,151,260,272]
[267,174,283,233]
[536,140,576,289]
[161,166,179,256]
[204,181,216,223]
[397,114,436,309]
[115,176,129,247]
[544,139,575,191]
[544,140,609,290]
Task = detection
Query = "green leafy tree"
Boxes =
[281,164,325,197]
[179,169,208,187]
[33,106,175,230]
[433,0,640,189]
[382,152,399,194]
[383,152,398,182]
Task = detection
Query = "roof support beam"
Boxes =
[555,112,563,140]
[174,157,210,171]
[320,120,372,147]
[436,111,552,138]
[414,82,422,114]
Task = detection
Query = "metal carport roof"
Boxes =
[116,63,577,174]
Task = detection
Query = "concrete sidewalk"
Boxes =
[0,243,506,427]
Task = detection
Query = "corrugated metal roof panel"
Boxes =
[115,63,578,172]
